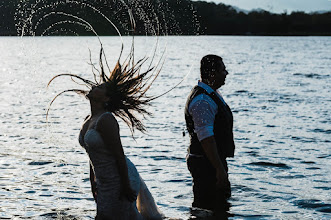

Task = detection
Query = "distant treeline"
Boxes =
[1,0,331,36]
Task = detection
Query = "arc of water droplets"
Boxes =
[55,11,115,74]
[39,16,104,86]
[114,0,164,65]
[30,0,124,73]
[115,0,188,99]
[66,0,124,62]
[40,20,87,36]
[134,2,162,73]
[20,0,188,99]
[27,0,164,75]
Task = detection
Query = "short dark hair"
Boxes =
[200,55,223,80]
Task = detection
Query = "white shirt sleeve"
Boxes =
[188,94,218,142]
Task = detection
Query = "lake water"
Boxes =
[0,36,330,219]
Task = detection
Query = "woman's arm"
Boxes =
[97,113,136,202]
[89,163,97,202]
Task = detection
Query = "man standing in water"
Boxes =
[185,55,235,211]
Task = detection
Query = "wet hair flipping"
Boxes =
[47,45,162,133]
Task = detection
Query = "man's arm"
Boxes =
[190,96,228,187]
[201,136,228,188]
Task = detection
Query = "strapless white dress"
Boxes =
[79,112,163,219]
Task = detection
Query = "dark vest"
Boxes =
[185,86,235,158]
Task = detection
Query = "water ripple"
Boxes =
[1,36,330,219]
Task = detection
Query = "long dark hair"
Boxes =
[47,43,163,133]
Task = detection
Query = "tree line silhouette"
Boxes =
[1,0,330,36]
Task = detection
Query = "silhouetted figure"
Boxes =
[185,55,235,213]
[48,49,163,220]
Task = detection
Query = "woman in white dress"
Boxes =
[48,50,164,219]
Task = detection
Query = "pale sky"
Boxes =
[198,0,331,13]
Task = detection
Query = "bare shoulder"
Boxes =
[96,112,119,132]
[96,112,122,146]
[80,115,91,133]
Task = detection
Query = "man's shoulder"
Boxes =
[191,93,209,102]
[189,85,209,100]
[189,93,217,110]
